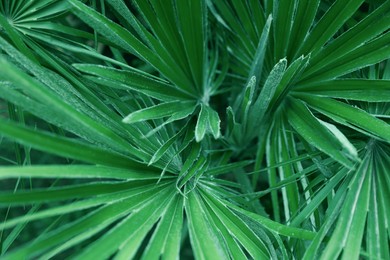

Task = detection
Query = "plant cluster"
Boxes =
[0,0,390,259]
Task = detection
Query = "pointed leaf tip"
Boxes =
[195,104,209,142]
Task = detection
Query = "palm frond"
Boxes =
[1,0,390,258]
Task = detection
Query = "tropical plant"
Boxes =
[1,0,390,259]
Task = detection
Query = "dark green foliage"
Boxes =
[0,0,389,259]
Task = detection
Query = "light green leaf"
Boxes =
[2,185,171,259]
[0,165,160,180]
[141,195,184,260]
[0,183,169,231]
[321,157,372,259]
[216,191,316,240]
[176,142,202,187]
[296,94,390,143]
[104,192,176,260]
[294,79,390,102]
[0,180,164,205]
[239,76,256,124]
[205,106,221,139]
[203,205,248,259]
[195,104,209,142]
[122,101,195,124]
[318,119,358,160]
[185,190,228,260]
[72,188,175,260]
[201,189,272,259]
[148,123,187,166]
[74,64,194,101]
[286,97,359,168]
[247,58,287,135]
[0,119,151,170]
[226,106,238,138]
[177,155,208,192]
[272,54,310,107]
[144,105,196,138]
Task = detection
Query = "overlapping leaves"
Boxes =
[1,0,390,259]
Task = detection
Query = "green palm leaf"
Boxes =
[1,0,390,258]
